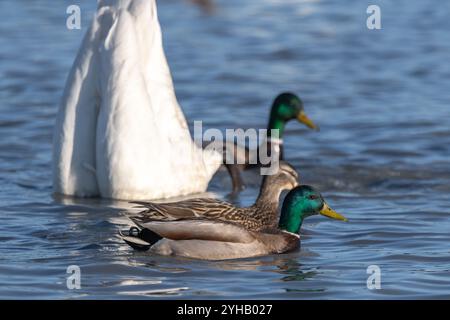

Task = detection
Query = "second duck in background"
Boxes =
[206,92,318,192]
[126,161,299,237]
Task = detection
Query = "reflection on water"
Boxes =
[1,0,450,299]
[275,259,318,283]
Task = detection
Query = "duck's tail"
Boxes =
[119,226,162,251]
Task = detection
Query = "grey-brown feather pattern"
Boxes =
[144,226,300,260]
[129,161,299,231]
[130,218,257,243]
[131,199,266,230]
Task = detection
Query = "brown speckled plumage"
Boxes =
[130,161,299,232]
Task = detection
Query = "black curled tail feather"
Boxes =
[138,228,162,246]
[119,226,162,251]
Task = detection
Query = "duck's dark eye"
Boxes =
[308,195,319,200]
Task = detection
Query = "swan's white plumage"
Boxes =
[53,0,221,200]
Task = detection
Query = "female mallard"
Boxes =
[128,161,299,233]
[120,185,347,260]
[208,92,318,192]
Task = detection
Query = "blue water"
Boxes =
[1,0,450,299]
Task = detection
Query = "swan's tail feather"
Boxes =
[54,0,221,200]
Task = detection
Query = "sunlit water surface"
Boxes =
[0,0,450,299]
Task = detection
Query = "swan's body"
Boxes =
[53,0,221,200]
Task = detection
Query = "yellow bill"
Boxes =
[297,110,319,131]
[320,202,348,222]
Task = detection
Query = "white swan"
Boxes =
[53,0,222,200]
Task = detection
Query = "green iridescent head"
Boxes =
[279,185,347,234]
[268,92,318,138]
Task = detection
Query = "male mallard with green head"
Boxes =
[211,92,318,192]
[120,185,347,260]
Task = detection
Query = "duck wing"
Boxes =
[130,218,256,244]
[130,198,239,221]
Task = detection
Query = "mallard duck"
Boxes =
[53,0,222,200]
[128,161,298,232]
[120,185,347,260]
[206,92,318,192]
